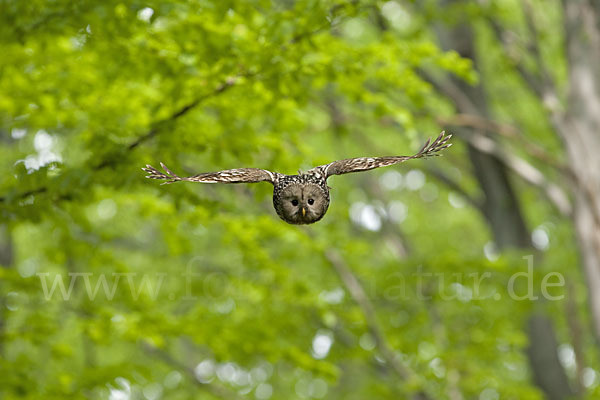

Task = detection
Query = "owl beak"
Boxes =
[301,207,307,217]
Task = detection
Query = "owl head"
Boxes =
[276,184,329,225]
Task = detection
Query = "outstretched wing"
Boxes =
[315,131,452,178]
[143,162,279,185]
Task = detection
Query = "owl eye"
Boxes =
[308,198,314,205]
[291,199,299,206]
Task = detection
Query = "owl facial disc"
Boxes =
[275,183,329,225]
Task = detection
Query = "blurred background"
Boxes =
[1,0,599,399]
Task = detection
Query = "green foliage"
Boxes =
[0,1,590,399]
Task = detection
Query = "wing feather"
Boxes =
[142,163,278,185]
[316,131,452,178]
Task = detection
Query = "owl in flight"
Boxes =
[143,131,451,225]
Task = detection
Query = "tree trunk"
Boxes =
[559,0,600,344]
[433,3,574,398]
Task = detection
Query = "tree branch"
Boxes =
[129,78,239,152]
[458,130,572,217]
[417,69,481,115]
[487,18,543,95]
[427,303,464,400]
[95,76,241,171]
[0,187,47,203]
[485,15,563,116]
[0,77,241,203]
[435,114,567,172]
[520,0,558,95]
[324,249,431,400]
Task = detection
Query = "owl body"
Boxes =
[143,132,451,225]
[272,171,330,224]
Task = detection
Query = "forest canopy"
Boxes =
[1,1,599,399]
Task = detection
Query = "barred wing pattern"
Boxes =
[318,131,452,178]
[143,162,278,185]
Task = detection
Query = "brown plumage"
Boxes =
[143,131,452,224]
